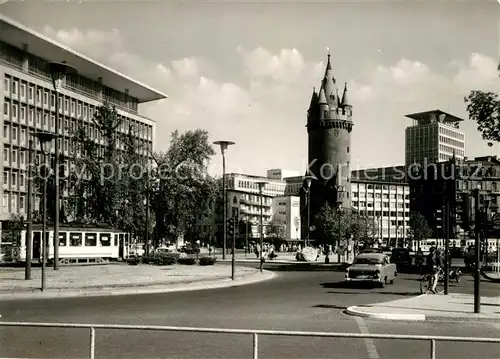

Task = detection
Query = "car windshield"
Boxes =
[354,257,384,265]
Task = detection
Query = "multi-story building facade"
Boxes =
[0,15,166,229]
[410,155,500,245]
[351,166,410,246]
[271,195,301,241]
[405,109,465,166]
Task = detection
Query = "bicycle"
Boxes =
[420,267,444,294]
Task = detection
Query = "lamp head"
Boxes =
[48,61,77,91]
[304,176,313,189]
[35,131,56,152]
[213,140,235,155]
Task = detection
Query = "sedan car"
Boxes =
[345,253,397,287]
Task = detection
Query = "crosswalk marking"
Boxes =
[356,317,380,359]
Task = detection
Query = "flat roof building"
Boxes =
[405,109,465,166]
[0,14,166,224]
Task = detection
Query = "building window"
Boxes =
[43,91,49,106]
[20,83,26,99]
[20,106,25,122]
[77,103,82,117]
[3,148,9,162]
[20,173,25,186]
[12,172,17,186]
[12,104,18,120]
[51,94,55,108]
[12,149,17,164]
[29,85,34,101]
[3,125,8,139]
[12,127,17,141]
[29,109,34,124]
[12,80,18,95]
[65,98,69,112]
[3,102,9,117]
[20,195,25,210]
[20,151,25,165]
[71,100,75,115]
[4,77,9,94]
[3,171,8,185]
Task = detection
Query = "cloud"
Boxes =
[42,26,500,176]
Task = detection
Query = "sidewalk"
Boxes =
[0,263,275,300]
[346,293,500,322]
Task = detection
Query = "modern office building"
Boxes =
[0,15,167,229]
[271,195,301,241]
[351,166,410,246]
[405,109,465,166]
[266,168,300,181]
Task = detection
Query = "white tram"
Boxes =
[10,225,131,264]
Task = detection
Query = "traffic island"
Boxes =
[0,263,276,300]
[346,293,500,322]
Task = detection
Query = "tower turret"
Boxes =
[341,82,350,107]
[321,53,339,108]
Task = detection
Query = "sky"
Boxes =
[1,0,499,177]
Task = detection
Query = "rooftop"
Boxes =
[405,109,464,124]
[0,14,167,103]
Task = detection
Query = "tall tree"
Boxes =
[464,61,500,143]
[408,211,431,250]
[265,215,286,241]
[64,103,146,232]
[151,129,217,248]
[314,203,376,246]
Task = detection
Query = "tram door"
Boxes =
[118,234,124,258]
[33,232,41,259]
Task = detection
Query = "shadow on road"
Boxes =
[264,264,346,272]
[326,291,422,296]
[312,304,347,310]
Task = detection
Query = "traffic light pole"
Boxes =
[473,188,481,313]
[444,202,450,295]
[231,222,236,280]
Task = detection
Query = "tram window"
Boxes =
[100,233,111,246]
[85,233,97,246]
[69,233,82,246]
[114,234,118,246]
[59,232,67,246]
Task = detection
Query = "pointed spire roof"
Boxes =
[308,87,317,110]
[318,87,327,104]
[322,50,338,107]
[341,82,350,106]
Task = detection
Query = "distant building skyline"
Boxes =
[0,1,497,176]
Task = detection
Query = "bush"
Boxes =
[149,253,177,266]
[177,257,197,265]
[199,257,216,266]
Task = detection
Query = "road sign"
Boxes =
[492,214,500,226]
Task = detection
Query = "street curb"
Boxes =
[0,270,277,301]
[345,294,500,323]
[345,305,426,321]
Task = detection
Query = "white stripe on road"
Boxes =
[355,317,380,359]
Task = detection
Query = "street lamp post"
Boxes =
[334,184,345,263]
[257,181,267,272]
[472,185,481,313]
[24,136,34,280]
[304,176,313,247]
[48,61,77,271]
[213,141,235,260]
[36,131,56,291]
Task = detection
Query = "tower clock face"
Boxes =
[329,93,335,101]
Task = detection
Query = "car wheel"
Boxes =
[380,278,386,288]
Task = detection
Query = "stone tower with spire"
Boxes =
[301,53,353,243]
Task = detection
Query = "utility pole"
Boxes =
[231,218,236,280]
[25,138,33,280]
[473,187,481,313]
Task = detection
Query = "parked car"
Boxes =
[345,253,397,287]
[358,247,383,254]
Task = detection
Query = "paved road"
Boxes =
[0,263,499,359]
